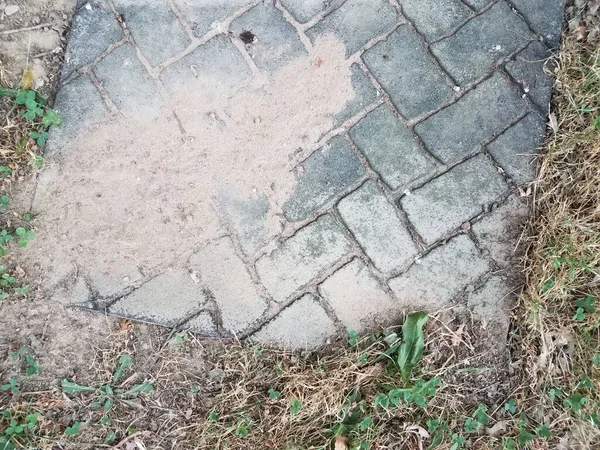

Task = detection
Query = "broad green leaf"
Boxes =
[122,382,153,397]
[113,354,131,384]
[397,312,428,380]
[62,379,96,394]
[64,421,80,436]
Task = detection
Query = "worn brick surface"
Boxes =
[319,259,396,332]
[230,3,306,73]
[349,105,435,190]
[217,190,277,256]
[280,0,327,23]
[363,26,453,119]
[389,235,489,308]
[61,0,123,78]
[472,196,529,268]
[172,0,251,38]
[506,41,554,111]
[401,154,508,244]
[113,0,190,67]
[256,215,353,302]
[332,64,379,130]
[415,73,527,163]
[46,74,109,154]
[189,237,268,333]
[511,0,566,48]
[486,113,546,185]
[338,180,418,273]
[109,269,207,325]
[306,0,398,57]
[185,311,219,336]
[94,44,163,122]
[397,0,470,42]
[461,0,491,9]
[283,137,365,222]
[251,294,336,349]
[431,2,533,85]
[160,35,251,94]
[467,275,513,329]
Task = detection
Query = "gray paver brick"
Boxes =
[189,237,268,333]
[319,259,396,332]
[506,41,554,111]
[185,311,219,336]
[510,0,566,48]
[363,26,453,119]
[160,35,251,94]
[283,137,365,222]
[397,0,470,42]
[414,73,527,163]
[94,43,163,122]
[256,215,353,302]
[113,0,190,67]
[431,1,533,85]
[472,195,529,268]
[280,0,327,23]
[230,3,307,74]
[217,189,276,256]
[389,234,489,308]
[487,113,545,185]
[50,277,91,306]
[461,0,491,9]
[349,105,435,190]
[108,269,207,325]
[172,0,251,38]
[332,64,378,130]
[305,0,398,57]
[401,154,508,245]
[62,1,123,79]
[46,74,109,154]
[251,294,336,350]
[467,275,513,329]
[338,180,418,273]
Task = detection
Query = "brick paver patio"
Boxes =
[35,0,564,349]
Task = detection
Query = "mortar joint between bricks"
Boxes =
[274,0,313,52]
[502,0,553,39]
[162,0,197,43]
[87,70,123,117]
[501,66,551,118]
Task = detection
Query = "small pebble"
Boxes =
[4,5,19,15]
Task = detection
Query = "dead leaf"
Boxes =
[355,362,385,384]
[548,112,558,134]
[20,67,34,90]
[334,436,349,450]
[404,424,429,450]
[120,319,132,331]
[185,408,193,419]
[486,420,510,437]
[451,324,465,347]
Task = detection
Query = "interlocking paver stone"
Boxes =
[280,0,327,23]
[363,26,453,119]
[46,74,109,154]
[349,105,435,190]
[397,0,470,42]
[389,234,489,308]
[306,0,398,57]
[94,43,163,122]
[431,1,533,85]
[230,3,307,74]
[506,41,554,111]
[61,0,123,79]
[510,0,566,48]
[283,137,365,222]
[415,73,528,163]
[472,196,529,268]
[487,113,546,185]
[189,237,268,333]
[160,35,251,94]
[338,180,418,273]
[320,259,396,332]
[109,269,207,326]
[113,0,190,67]
[251,294,336,350]
[332,64,379,130]
[40,0,562,347]
[401,154,508,245]
[172,0,251,38]
[256,215,353,302]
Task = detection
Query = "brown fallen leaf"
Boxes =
[20,67,34,90]
[355,362,385,384]
[334,436,349,450]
